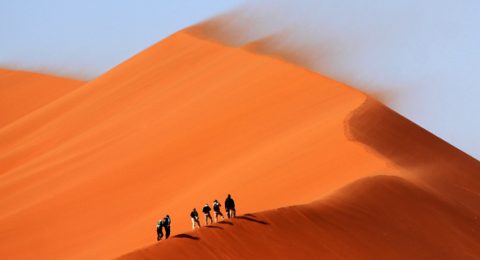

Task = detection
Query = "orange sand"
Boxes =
[121,176,480,259]
[0,69,83,128]
[0,30,479,259]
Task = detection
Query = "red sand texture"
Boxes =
[1,30,479,259]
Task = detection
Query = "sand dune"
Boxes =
[120,175,480,259]
[0,29,478,260]
[0,69,83,128]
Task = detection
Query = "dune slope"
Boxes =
[120,176,480,259]
[0,30,478,260]
[0,69,84,128]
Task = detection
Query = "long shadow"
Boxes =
[244,213,257,218]
[173,234,199,240]
[206,225,223,230]
[218,221,233,225]
[236,216,269,225]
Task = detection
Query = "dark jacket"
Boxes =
[202,205,211,214]
[213,202,221,212]
[156,220,163,231]
[163,216,171,227]
[191,211,198,219]
[225,197,235,209]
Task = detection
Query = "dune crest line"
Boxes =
[0,27,478,259]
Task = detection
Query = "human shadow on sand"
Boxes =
[173,234,199,240]
[206,225,224,230]
[218,221,234,225]
[236,216,269,225]
[236,215,269,225]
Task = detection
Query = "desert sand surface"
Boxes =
[0,69,83,128]
[121,176,480,259]
[0,29,479,260]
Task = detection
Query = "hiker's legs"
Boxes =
[191,218,196,230]
[229,209,236,218]
[165,226,170,239]
[205,214,212,225]
[157,229,163,240]
[217,211,224,221]
[226,208,230,219]
[214,212,223,222]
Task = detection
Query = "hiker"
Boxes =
[191,208,201,230]
[213,199,225,222]
[156,219,164,241]
[225,194,236,218]
[163,214,171,239]
[202,203,213,225]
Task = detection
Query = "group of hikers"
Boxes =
[191,194,236,229]
[156,214,172,241]
[156,194,236,240]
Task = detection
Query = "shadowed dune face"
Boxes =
[119,176,480,259]
[346,98,480,214]
[346,98,478,168]
[0,31,393,260]
[0,69,84,128]
[0,28,479,260]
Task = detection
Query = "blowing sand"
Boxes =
[0,29,479,259]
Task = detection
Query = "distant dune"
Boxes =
[0,28,478,260]
[0,69,84,128]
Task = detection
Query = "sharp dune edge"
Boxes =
[0,28,479,260]
[121,176,480,259]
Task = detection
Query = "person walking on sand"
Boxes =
[191,208,201,230]
[213,199,225,222]
[156,219,164,241]
[163,214,171,239]
[225,194,236,219]
[202,203,213,225]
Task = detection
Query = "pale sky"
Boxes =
[1,0,479,159]
[0,0,242,78]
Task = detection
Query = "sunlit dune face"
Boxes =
[1,24,479,260]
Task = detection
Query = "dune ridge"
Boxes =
[0,69,84,129]
[0,28,478,260]
[120,175,480,259]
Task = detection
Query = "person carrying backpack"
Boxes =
[156,219,164,241]
[225,194,236,219]
[202,203,213,225]
[213,199,225,222]
[163,215,171,239]
[190,208,201,230]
